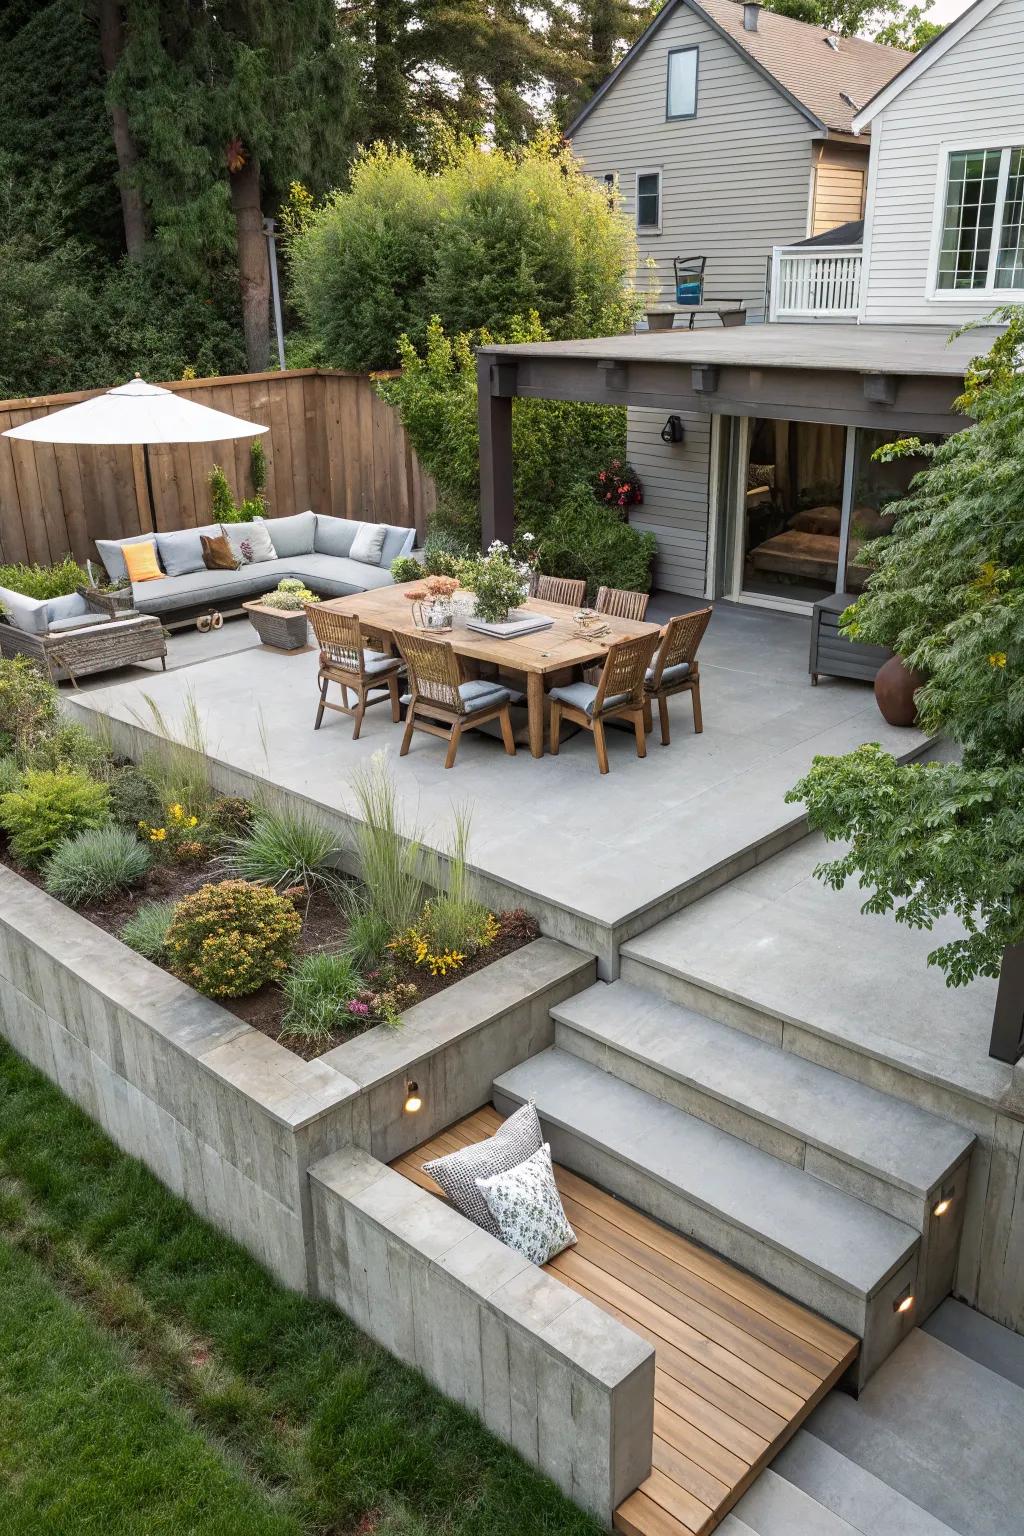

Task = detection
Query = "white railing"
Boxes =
[769,246,863,320]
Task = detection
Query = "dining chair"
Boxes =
[644,607,712,745]
[396,631,516,769]
[305,606,403,740]
[595,585,650,622]
[533,574,587,607]
[549,631,659,774]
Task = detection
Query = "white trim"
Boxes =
[926,139,1024,300]
[734,591,814,616]
[851,0,1005,132]
[728,416,751,601]
[704,414,721,600]
[635,167,663,235]
[857,110,882,320]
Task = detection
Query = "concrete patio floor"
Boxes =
[68,599,928,972]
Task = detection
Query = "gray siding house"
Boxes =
[567,0,909,596]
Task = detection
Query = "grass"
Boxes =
[130,688,213,816]
[347,754,424,950]
[279,950,364,1046]
[119,899,176,963]
[423,806,491,955]
[221,804,344,903]
[0,1042,599,1536]
[43,824,152,907]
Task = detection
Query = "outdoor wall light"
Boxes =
[893,1288,915,1316]
[661,414,685,444]
[403,1081,422,1114]
[933,1184,955,1218]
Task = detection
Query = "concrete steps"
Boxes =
[771,1431,960,1535]
[493,1047,920,1384]
[721,1470,863,1534]
[551,981,973,1317]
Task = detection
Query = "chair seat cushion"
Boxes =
[458,679,512,711]
[47,613,112,634]
[323,647,400,677]
[549,680,630,717]
[646,660,691,687]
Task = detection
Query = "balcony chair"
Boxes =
[533,574,587,607]
[549,631,659,774]
[306,606,403,740]
[595,586,650,622]
[396,630,516,769]
[644,607,712,745]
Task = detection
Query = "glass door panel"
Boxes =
[740,418,847,603]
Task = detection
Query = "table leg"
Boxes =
[527,672,545,758]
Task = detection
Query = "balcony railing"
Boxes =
[769,246,863,321]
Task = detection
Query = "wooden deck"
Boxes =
[392,1108,859,1536]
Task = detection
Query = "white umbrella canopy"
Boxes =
[2,376,268,445]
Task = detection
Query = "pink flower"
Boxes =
[348,1000,371,1016]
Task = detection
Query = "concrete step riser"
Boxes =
[620,952,789,1044]
[493,1080,920,1386]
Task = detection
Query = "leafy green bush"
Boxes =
[221,805,343,900]
[108,765,163,830]
[0,657,59,760]
[0,555,88,599]
[423,527,473,576]
[279,950,364,1045]
[165,880,302,998]
[29,720,113,779]
[120,900,177,964]
[0,756,23,799]
[390,555,421,583]
[43,824,151,907]
[536,485,656,600]
[0,768,109,868]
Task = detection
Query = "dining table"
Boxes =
[319,584,662,757]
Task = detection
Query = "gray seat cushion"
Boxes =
[646,661,690,687]
[47,613,112,634]
[282,555,395,595]
[363,648,402,677]
[262,511,315,558]
[549,681,630,717]
[458,679,512,710]
[130,565,274,614]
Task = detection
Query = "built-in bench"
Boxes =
[391,1108,859,1536]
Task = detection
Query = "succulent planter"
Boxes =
[243,601,310,651]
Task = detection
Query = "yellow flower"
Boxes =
[188,815,198,827]
[988,653,1008,668]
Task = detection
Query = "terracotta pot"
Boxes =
[874,655,926,727]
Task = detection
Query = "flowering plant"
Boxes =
[597,460,643,511]
[457,541,531,624]
[262,577,320,611]
[403,574,460,603]
[138,802,211,864]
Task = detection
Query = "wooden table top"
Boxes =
[321,584,662,676]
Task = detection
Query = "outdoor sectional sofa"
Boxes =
[95,510,416,628]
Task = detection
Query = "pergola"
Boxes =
[475,322,996,547]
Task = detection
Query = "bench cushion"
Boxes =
[282,555,396,595]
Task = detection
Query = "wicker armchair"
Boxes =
[644,607,712,745]
[595,586,650,622]
[396,631,516,769]
[533,575,587,607]
[0,613,166,685]
[549,630,659,774]
[306,605,403,740]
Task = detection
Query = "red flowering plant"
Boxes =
[597,460,643,512]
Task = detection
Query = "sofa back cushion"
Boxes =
[156,525,219,578]
[313,515,358,560]
[263,511,315,558]
[380,525,415,567]
[45,593,91,631]
[0,586,49,635]
[95,532,161,584]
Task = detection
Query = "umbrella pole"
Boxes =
[142,442,157,532]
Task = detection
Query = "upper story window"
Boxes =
[666,47,698,120]
[636,169,662,233]
[934,145,1024,294]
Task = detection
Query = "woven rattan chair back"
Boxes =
[307,606,364,670]
[397,631,468,714]
[533,575,587,607]
[594,631,659,711]
[652,607,712,681]
[595,586,650,622]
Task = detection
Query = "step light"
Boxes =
[404,1081,422,1114]
[933,1184,955,1218]
[894,1288,915,1316]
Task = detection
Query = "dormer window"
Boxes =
[933,144,1024,294]
[666,47,698,120]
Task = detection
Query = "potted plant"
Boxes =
[643,256,674,332]
[458,542,531,625]
[244,578,319,650]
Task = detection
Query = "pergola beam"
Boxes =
[476,354,515,549]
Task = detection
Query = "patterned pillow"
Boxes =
[422,1101,542,1236]
[476,1143,577,1266]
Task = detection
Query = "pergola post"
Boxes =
[476,353,515,550]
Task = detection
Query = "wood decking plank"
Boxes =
[615,1485,712,1536]
[651,1435,730,1512]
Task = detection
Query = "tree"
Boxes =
[787,313,1024,987]
[762,0,940,47]
[98,0,149,259]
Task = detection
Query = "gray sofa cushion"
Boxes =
[380,525,416,566]
[0,586,49,635]
[282,555,396,596]
[350,523,388,566]
[130,565,274,615]
[96,532,163,584]
[313,515,358,560]
[47,613,112,633]
[262,511,315,558]
[156,525,218,577]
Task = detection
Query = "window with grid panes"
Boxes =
[937,146,1024,292]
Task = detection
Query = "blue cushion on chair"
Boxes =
[549,681,630,718]
[646,661,690,687]
[363,648,401,677]
[458,679,512,711]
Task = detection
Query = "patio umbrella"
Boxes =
[3,375,268,532]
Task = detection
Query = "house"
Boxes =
[544,0,1020,608]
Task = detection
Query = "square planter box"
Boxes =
[244,601,310,651]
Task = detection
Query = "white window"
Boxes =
[666,47,698,120]
[933,144,1024,294]
[636,169,662,233]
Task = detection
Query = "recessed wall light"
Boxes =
[933,1184,955,1218]
[894,1288,915,1315]
[403,1081,422,1114]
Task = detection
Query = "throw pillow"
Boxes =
[222,521,276,566]
[349,522,388,566]
[476,1143,577,1266]
[122,540,163,583]
[201,532,240,572]
[422,1101,543,1236]
[155,526,208,578]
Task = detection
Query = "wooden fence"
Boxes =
[0,369,437,569]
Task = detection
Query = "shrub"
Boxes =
[261,577,318,611]
[0,555,89,599]
[343,901,395,968]
[209,796,254,836]
[120,899,177,963]
[165,880,302,998]
[43,824,151,907]
[29,720,113,778]
[221,805,343,900]
[0,768,109,867]
[0,656,59,760]
[496,907,541,946]
[423,527,473,577]
[139,803,215,864]
[108,765,163,830]
[390,555,421,583]
[535,485,657,601]
[279,950,365,1045]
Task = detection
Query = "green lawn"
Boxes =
[0,1042,597,1536]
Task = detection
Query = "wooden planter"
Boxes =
[243,601,310,651]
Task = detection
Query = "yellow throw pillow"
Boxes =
[123,540,163,583]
